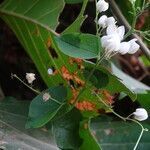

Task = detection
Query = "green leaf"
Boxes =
[79,120,101,150]
[26,86,67,128]
[0,97,58,150]
[83,69,109,88]
[91,116,150,150]
[84,62,136,100]
[52,108,83,149]
[65,0,83,4]
[0,0,67,87]
[54,33,101,59]
[137,93,150,110]
[111,63,150,93]
[63,15,86,34]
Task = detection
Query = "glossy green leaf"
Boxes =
[26,86,67,128]
[0,0,68,87]
[84,62,136,100]
[84,68,109,88]
[54,33,101,59]
[52,108,83,149]
[0,97,57,150]
[91,116,150,150]
[79,120,101,150]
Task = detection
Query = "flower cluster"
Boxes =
[96,0,140,56]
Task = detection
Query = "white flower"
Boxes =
[98,15,108,28]
[128,39,140,54]
[43,93,51,102]
[106,25,125,41]
[26,73,36,84]
[47,68,53,75]
[106,17,116,27]
[96,0,109,12]
[98,16,116,29]
[100,19,140,55]
[101,34,120,52]
[133,108,148,121]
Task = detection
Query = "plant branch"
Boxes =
[107,0,150,60]
[11,74,40,94]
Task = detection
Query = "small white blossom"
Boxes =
[47,68,53,75]
[98,15,108,28]
[98,16,116,29]
[26,73,36,84]
[106,25,125,41]
[128,39,140,54]
[96,0,109,13]
[106,17,116,27]
[133,108,148,121]
[43,93,51,102]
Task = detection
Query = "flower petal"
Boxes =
[119,42,130,54]
[128,39,140,54]
[98,15,108,28]
[117,26,125,41]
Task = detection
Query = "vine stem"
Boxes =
[126,118,148,150]
[11,73,40,94]
[94,0,99,35]
[50,97,64,105]
[94,91,149,150]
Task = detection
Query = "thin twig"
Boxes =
[11,74,40,94]
[107,0,150,60]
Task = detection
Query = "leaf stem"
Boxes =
[11,73,40,94]
[94,91,126,121]
[50,97,64,105]
[94,0,100,36]
[80,0,88,17]
[126,118,148,150]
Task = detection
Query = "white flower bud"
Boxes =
[101,34,120,52]
[106,17,116,26]
[128,39,140,54]
[26,73,36,84]
[119,42,130,55]
[133,108,148,121]
[96,0,109,13]
[47,68,53,75]
[98,15,108,28]
[43,93,51,102]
